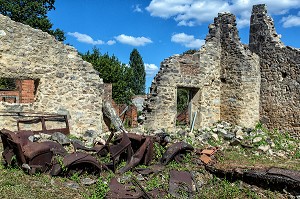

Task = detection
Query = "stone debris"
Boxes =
[81,178,97,186]
[51,132,71,145]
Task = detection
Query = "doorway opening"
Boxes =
[176,87,200,127]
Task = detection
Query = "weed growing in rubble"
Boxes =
[145,173,168,192]
[55,155,67,172]
[208,137,222,147]
[154,142,165,160]
[294,151,300,159]
[199,177,243,198]
[70,172,80,183]
[166,160,190,171]
[145,175,161,191]
[87,177,109,199]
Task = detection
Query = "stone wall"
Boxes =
[0,14,104,138]
[249,4,300,135]
[144,4,299,135]
[144,12,260,131]
[217,13,260,127]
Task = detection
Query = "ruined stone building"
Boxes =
[0,14,104,138]
[144,4,300,136]
[0,4,298,138]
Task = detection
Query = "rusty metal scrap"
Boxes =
[161,142,194,165]
[106,177,144,199]
[119,136,154,174]
[0,128,67,174]
[50,152,103,176]
[267,167,300,182]
[206,166,300,194]
[72,141,107,154]
[17,114,70,135]
[169,170,193,198]
[1,128,103,176]
[109,131,133,172]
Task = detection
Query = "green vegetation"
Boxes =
[129,48,146,95]
[177,88,189,112]
[199,177,282,199]
[0,78,16,90]
[87,177,109,199]
[145,174,164,191]
[153,142,165,160]
[182,49,197,55]
[81,47,146,104]
[0,0,65,41]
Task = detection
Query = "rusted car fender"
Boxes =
[160,141,194,165]
[50,152,103,176]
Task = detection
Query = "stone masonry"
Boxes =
[249,4,300,135]
[144,12,260,131]
[144,4,299,136]
[0,14,104,138]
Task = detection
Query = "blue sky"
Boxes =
[48,0,300,92]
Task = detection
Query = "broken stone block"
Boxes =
[235,129,245,140]
[258,145,270,152]
[51,132,71,145]
[253,136,262,143]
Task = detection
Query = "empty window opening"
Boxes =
[0,78,39,103]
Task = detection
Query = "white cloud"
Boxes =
[171,33,204,48]
[146,0,300,28]
[115,34,153,46]
[281,12,300,27]
[67,32,104,45]
[133,4,143,12]
[107,40,116,45]
[145,63,159,76]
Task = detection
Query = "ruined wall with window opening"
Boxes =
[143,44,223,131]
[143,8,268,132]
[0,14,104,138]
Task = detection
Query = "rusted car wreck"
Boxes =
[0,105,192,176]
[1,110,300,198]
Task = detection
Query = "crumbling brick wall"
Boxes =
[16,80,35,103]
[0,14,104,137]
[249,4,300,135]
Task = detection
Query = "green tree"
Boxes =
[129,49,146,95]
[0,0,65,41]
[82,48,133,104]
